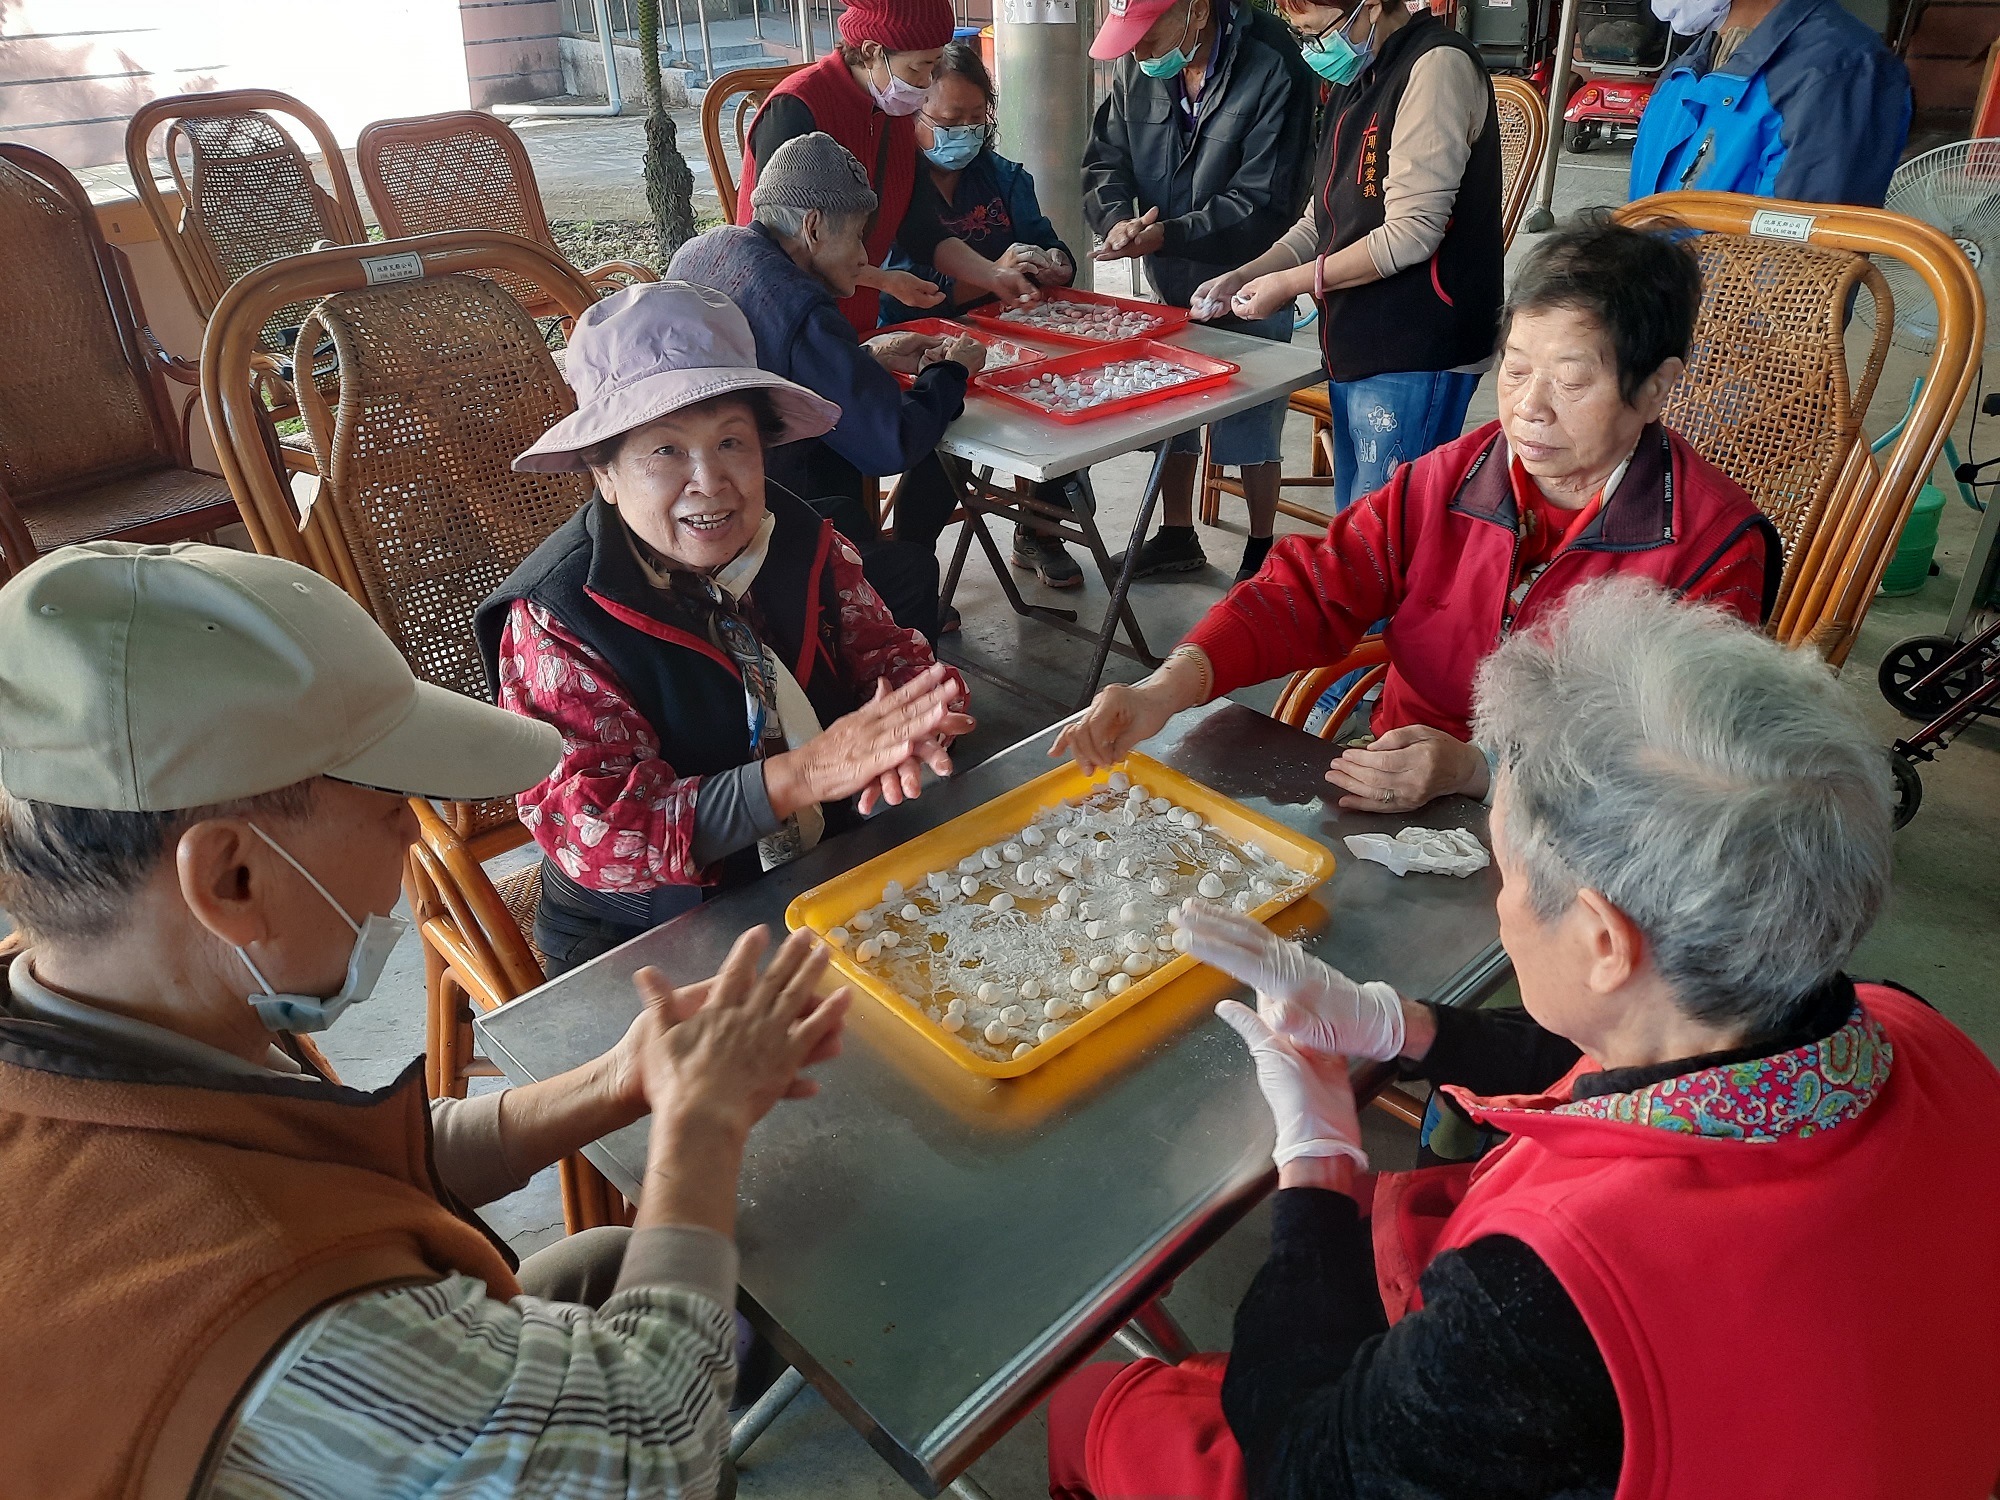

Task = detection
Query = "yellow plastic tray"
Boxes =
[785,753,1334,1079]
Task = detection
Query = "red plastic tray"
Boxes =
[975,338,1240,426]
[965,288,1190,347]
[884,317,1058,389]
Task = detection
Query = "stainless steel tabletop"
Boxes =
[476,701,1509,1495]
[935,324,1326,483]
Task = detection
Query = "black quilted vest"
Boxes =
[474,488,861,923]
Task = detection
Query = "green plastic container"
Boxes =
[1878,483,1947,597]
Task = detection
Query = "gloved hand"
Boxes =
[1216,1000,1368,1170]
[1177,900,1405,1061]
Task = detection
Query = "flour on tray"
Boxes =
[831,770,1308,1063]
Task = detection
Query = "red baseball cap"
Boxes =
[1090,0,1183,60]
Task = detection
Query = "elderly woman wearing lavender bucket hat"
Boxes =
[476,281,973,974]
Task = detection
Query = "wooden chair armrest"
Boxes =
[139,325,201,386]
[1272,635,1392,731]
[412,801,545,999]
[581,260,660,292]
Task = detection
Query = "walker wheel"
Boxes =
[1890,751,1923,829]
[1564,122,1594,153]
[1878,634,1975,721]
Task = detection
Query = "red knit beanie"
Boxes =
[836,0,955,52]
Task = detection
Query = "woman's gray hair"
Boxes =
[1473,579,1893,1036]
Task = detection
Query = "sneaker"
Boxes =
[1110,527,1207,579]
[1011,526,1084,588]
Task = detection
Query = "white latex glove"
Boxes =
[1177,899,1405,1061]
[1217,1000,1368,1170]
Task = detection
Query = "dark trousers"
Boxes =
[534,873,648,978]
[811,450,964,641]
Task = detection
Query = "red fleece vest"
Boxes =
[736,52,916,336]
[1415,986,2000,1500]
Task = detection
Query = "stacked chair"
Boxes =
[125,89,369,478]
[358,108,656,324]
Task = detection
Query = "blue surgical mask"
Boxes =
[234,822,408,1033]
[923,123,987,170]
[1302,5,1372,85]
[1139,2,1200,78]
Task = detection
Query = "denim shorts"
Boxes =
[1166,306,1295,467]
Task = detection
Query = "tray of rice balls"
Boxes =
[973,339,1241,425]
[884,317,1059,389]
[785,754,1332,1079]
[965,287,1191,346]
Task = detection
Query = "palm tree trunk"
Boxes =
[636,0,698,260]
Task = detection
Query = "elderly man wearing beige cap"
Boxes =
[0,541,847,1498]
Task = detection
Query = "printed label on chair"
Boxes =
[1749,210,1815,242]
[360,251,425,285]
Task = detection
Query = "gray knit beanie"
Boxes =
[749,131,879,218]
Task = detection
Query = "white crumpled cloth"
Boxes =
[1342,826,1491,879]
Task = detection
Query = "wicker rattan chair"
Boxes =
[1272,189,1980,741]
[357,110,656,322]
[126,89,368,476]
[702,64,802,222]
[1492,76,1547,250]
[1201,78,1544,531]
[0,144,240,577]
[1616,192,1979,664]
[200,232,628,1230]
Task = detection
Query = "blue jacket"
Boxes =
[669,224,967,500]
[881,149,1073,324]
[1629,0,1910,208]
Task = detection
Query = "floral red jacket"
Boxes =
[495,531,964,894]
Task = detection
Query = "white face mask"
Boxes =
[1649,0,1730,35]
[867,54,930,116]
[235,823,408,1034]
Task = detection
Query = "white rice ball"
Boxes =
[1198,874,1225,898]
[985,1019,1010,1045]
[1106,972,1131,995]
[826,926,850,947]
[990,892,1016,912]
[901,904,922,922]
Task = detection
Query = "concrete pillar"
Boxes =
[994,0,1094,289]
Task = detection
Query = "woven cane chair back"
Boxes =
[0,144,236,576]
[1665,232,1890,613]
[291,273,588,835]
[1491,76,1546,251]
[126,91,366,349]
[703,64,802,222]
[358,112,561,315]
[1621,194,1980,664]
[0,150,168,499]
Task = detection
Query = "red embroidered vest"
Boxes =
[1388,986,2000,1499]
[736,52,916,336]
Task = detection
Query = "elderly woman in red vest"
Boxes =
[476,281,971,974]
[737,0,1043,333]
[1048,579,2000,1499]
[1057,220,1779,815]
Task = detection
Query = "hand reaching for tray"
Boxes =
[867,267,947,309]
[766,664,973,820]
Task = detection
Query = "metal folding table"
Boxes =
[475,701,1511,1496]
[933,325,1325,708]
